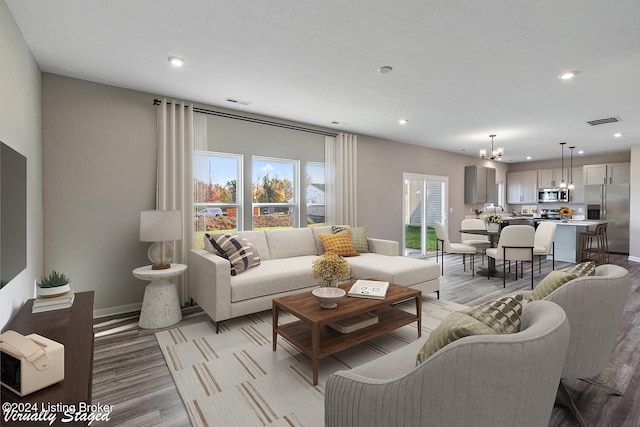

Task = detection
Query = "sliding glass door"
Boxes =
[403,173,448,257]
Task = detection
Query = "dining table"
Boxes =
[459,228,505,278]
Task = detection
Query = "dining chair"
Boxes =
[486,225,535,288]
[533,221,556,273]
[434,221,477,276]
[461,218,491,265]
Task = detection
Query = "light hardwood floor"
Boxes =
[92,254,639,426]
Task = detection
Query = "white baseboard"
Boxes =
[93,302,142,319]
[627,255,640,263]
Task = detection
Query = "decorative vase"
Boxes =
[323,278,338,288]
[487,223,500,232]
[37,284,71,298]
[562,218,569,223]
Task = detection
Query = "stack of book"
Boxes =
[32,290,75,313]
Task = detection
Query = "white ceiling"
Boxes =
[6,0,640,163]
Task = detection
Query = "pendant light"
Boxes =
[559,142,567,188]
[568,146,575,190]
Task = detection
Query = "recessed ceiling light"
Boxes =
[526,156,532,160]
[168,56,185,67]
[614,133,623,137]
[578,150,585,154]
[559,71,578,80]
[378,66,393,74]
[398,118,408,125]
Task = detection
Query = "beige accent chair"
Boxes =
[461,218,491,264]
[325,300,570,427]
[533,221,557,273]
[434,221,477,276]
[527,264,630,427]
[486,225,535,288]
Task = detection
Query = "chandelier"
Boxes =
[480,134,503,160]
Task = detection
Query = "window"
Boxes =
[306,162,325,227]
[252,157,299,230]
[496,181,504,208]
[193,151,242,247]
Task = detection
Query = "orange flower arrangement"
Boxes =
[559,206,573,218]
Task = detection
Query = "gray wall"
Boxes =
[42,74,157,314]
[0,1,43,328]
[630,145,640,262]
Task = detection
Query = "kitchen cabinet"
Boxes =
[507,170,537,204]
[584,163,630,185]
[537,169,554,188]
[537,168,569,188]
[569,167,584,203]
[464,166,496,204]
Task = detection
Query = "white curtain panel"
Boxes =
[325,132,358,226]
[193,112,208,206]
[156,99,195,304]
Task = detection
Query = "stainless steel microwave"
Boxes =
[538,188,569,203]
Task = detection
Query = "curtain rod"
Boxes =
[153,99,338,137]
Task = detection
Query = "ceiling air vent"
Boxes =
[586,116,621,126]
[226,98,251,106]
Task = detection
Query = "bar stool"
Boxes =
[579,223,609,264]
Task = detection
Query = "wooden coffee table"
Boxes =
[272,281,421,385]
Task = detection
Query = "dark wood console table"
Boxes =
[1,291,95,426]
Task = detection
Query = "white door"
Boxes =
[403,173,448,257]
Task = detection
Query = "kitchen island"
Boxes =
[548,220,603,263]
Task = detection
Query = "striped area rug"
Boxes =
[155,297,466,427]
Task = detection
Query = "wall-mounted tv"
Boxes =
[1,141,27,288]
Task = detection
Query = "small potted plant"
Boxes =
[473,208,483,218]
[484,213,504,232]
[37,270,71,298]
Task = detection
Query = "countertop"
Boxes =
[546,220,604,226]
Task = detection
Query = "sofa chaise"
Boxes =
[188,226,440,330]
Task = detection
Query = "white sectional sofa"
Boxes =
[189,226,440,329]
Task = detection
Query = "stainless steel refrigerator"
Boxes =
[584,183,630,254]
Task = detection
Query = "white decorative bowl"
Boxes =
[312,287,346,309]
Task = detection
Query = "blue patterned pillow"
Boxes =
[204,234,261,276]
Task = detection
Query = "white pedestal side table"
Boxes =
[133,263,187,329]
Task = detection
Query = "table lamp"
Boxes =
[139,210,182,270]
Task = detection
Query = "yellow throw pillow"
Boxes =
[319,231,360,257]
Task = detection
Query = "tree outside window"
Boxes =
[193,152,242,247]
[252,157,298,229]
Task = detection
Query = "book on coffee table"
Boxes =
[347,280,390,300]
[328,312,379,333]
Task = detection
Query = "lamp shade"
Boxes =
[140,210,182,242]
